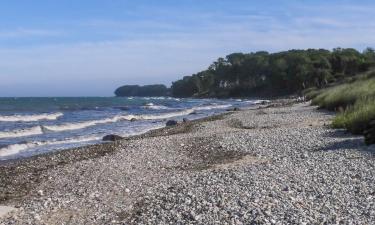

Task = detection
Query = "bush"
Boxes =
[332,97,375,134]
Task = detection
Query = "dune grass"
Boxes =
[310,76,375,136]
[311,77,375,110]
[332,97,375,134]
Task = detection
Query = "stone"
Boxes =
[166,120,178,126]
[0,206,16,218]
[102,134,123,141]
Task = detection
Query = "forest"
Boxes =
[115,84,168,97]
[171,48,375,98]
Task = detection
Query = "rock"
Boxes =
[189,111,197,115]
[102,134,123,141]
[0,206,17,218]
[182,118,190,123]
[130,118,137,122]
[166,120,178,126]
[227,107,241,112]
[114,106,130,111]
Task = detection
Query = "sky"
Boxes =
[0,0,375,97]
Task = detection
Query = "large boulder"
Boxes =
[364,120,375,145]
[166,120,178,126]
[102,134,123,142]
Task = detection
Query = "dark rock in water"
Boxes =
[183,118,189,123]
[103,134,123,142]
[364,120,375,145]
[130,118,137,122]
[114,106,130,111]
[189,111,197,115]
[227,107,241,112]
[166,120,178,126]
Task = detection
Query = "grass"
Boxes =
[332,97,375,134]
[310,76,375,137]
[311,77,375,111]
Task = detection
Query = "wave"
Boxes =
[142,103,170,110]
[32,109,194,133]
[246,100,271,104]
[0,126,44,139]
[42,115,128,132]
[0,136,101,157]
[193,104,232,111]
[0,112,63,122]
[124,109,194,120]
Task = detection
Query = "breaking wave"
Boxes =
[0,112,63,122]
[124,109,194,120]
[42,115,129,132]
[142,103,170,110]
[193,104,232,111]
[0,126,44,139]
[0,136,101,158]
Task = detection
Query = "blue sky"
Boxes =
[0,0,374,96]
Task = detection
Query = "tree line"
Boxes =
[171,48,375,97]
[115,84,168,97]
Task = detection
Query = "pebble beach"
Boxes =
[1,102,374,224]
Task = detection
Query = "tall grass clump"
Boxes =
[303,87,323,100]
[332,97,375,134]
[311,77,375,111]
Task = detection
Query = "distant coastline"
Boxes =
[116,48,374,99]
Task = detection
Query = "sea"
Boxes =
[0,97,263,161]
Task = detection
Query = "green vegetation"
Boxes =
[310,75,375,135]
[115,84,169,97]
[332,98,375,134]
[171,47,375,98]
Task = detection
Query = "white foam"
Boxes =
[0,142,38,157]
[142,103,170,110]
[0,126,44,139]
[0,136,101,157]
[125,109,194,120]
[193,104,232,111]
[42,115,128,132]
[247,100,271,104]
[35,109,194,133]
[0,112,63,122]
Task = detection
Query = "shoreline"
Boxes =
[2,99,373,224]
[0,104,256,204]
[0,98,291,204]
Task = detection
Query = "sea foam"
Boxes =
[124,109,194,120]
[0,112,63,122]
[0,126,44,139]
[42,115,128,132]
[0,136,101,158]
[193,104,232,111]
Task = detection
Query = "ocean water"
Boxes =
[0,97,262,160]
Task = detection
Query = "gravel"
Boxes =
[1,102,374,224]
